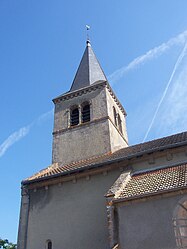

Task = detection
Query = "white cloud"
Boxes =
[108,30,187,84]
[0,110,53,158]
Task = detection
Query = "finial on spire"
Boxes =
[86,25,91,45]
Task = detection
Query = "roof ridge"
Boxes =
[112,131,187,156]
[58,151,112,169]
[114,173,131,199]
[133,131,187,147]
[23,130,187,185]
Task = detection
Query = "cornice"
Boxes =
[53,81,107,104]
[106,82,127,116]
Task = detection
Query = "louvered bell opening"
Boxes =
[71,108,79,126]
[82,105,90,123]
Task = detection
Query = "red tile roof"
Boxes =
[110,164,187,202]
[23,131,187,184]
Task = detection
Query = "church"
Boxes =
[17,39,187,249]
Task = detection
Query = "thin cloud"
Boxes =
[36,109,53,125]
[0,110,53,158]
[0,126,31,157]
[143,41,187,142]
[108,30,187,84]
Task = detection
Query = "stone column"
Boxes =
[17,185,30,249]
[78,105,82,124]
[67,110,70,128]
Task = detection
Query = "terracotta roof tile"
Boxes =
[112,164,187,201]
[23,131,187,184]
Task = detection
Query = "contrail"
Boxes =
[0,109,53,158]
[108,30,187,83]
[143,41,187,142]
[1,31,187,156]
[0,125,31,157]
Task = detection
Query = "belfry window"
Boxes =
[71,107,79,126]
[113,107,117,126]
[118,114,123,134]
[82,103,90,123]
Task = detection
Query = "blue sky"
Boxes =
[1,0,187,243]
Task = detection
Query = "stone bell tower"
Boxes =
[52,40,128,165]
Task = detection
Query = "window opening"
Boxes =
[113,107,117,126]
[174,200,187,248]
[82,104,90,123]
[71,108,79,126]
[46,240,52,249]
[118,114,123,134]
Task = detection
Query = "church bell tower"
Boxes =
[52,40,128,165]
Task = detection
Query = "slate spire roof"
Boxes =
[70,40,107,92]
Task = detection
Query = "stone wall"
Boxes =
[117,194,187,249]
[26,168,121,249]
[52,84,128,165]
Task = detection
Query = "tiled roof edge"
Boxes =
[112,185,187,204]
[22,135,187,186]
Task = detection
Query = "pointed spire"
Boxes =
[70,40,107,92]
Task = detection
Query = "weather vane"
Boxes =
[86,25,90,42]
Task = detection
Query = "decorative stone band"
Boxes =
[52,115,128,144]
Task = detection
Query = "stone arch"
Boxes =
[70,105,79,126]
[173,196,187,248]
[113,106,117,127]
[81,101,91,123]
[46,239,52,249]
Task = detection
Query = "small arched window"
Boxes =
[117,114,123,134]
[46,240,52,249]
[174,199,187,248]
[113,107,117,126]
[82,103,90,123]
[71,107,79,126]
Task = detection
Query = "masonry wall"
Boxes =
[52,85,111,164]
[131,146,187,173]
[53,119,111,164]
[26,168,121,249]
[117,194,187,249]
[53,86,108,132]
[108,120,128,153]
[105,88,128,146]
[52,84,129,165]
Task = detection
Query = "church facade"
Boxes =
[17,40,187,249]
